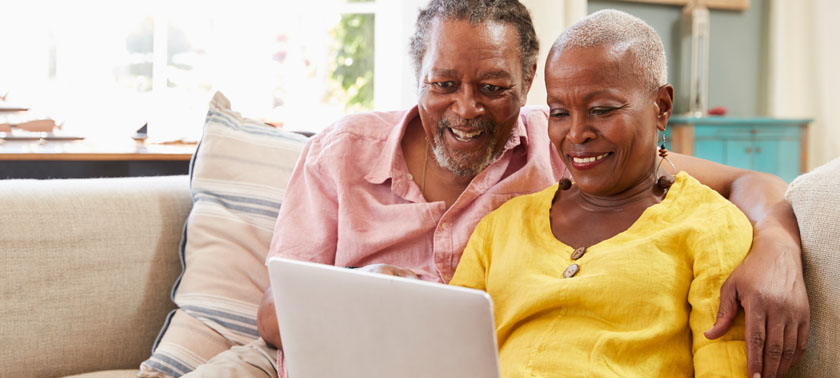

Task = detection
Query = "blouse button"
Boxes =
[563,263,580,278]
[571,246,587,260]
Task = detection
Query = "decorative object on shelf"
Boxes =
[132,123,148,141]
[707,106,727,116]
[0,112,55,133]
[679,1,711,117]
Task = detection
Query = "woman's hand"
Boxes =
[705,231,810,378]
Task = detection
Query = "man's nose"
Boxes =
[450,86,484,119]
[566,114,595,144]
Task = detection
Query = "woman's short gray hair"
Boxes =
[552,9,667,92]
[409,0,539,92]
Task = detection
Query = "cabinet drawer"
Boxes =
[692,125,801,139]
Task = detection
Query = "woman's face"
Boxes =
[545,45,672,197]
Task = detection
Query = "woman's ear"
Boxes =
[654,84,674,132]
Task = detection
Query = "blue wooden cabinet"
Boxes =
[665,116,811,182]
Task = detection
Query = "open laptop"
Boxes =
[268,257,501,378]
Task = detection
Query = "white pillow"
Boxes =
[140,92,307,377]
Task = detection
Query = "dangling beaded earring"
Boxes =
[656,132,676,189]
[559,165,572,190]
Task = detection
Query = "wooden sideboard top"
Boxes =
[0,138,197,161]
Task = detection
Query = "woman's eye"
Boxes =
[591,107,615,116]
[550,109,569,118]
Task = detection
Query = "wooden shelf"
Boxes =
[0,138,196,161]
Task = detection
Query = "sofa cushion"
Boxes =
[784,156,840,378]
[140,92,307,377]
[0,176,191,378]
[63,370,142,378]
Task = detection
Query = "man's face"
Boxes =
[416,18,529,177]
[545,45,669,196]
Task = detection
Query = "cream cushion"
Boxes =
[785,156,840,378]
[140,92,306,376]
[64,370,142,378]
[0,176,191,377]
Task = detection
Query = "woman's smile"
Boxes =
[568,152,612,170]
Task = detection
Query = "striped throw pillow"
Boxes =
[139,92,307,377]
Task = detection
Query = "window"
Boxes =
[0,0,425,140]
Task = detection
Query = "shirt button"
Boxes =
[407,174,413,180]
[571,247,587,260]
[440,222,449,230]
[563,264,579,278]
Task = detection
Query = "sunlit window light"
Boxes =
[0,0,398,142]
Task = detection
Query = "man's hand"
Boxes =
[257,286,283,349]
[355,263,420,279]
[705,233,810,378]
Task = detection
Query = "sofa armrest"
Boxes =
[0,175,192,377]
[784,157,840,378]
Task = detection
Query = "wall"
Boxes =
[588,0,767,117]
[522,0,587,106]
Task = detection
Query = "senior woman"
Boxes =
[451,10,750,377]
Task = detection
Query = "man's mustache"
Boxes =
[438,117,495,135]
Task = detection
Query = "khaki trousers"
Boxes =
[182,338,278,378]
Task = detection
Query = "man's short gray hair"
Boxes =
[409,0,539,92]
[552,9,667,92]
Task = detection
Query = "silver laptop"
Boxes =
[268,257,501,378]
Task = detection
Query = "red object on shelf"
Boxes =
[708,106,727,116]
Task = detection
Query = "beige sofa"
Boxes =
[1,157,837,377]
[1,176,191,378]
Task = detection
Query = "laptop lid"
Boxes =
[268,257,500,378]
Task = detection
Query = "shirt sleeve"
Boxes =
[266,135,339,265]
[448,214,494,290]
[688,202,753,378]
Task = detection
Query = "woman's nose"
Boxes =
[566,114,594,144]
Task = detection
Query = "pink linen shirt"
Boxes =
[267,105,563,282]
[266,105,562,376]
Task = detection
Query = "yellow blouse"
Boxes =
[450,172,752,377]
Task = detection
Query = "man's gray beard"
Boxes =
[431,118,499,177]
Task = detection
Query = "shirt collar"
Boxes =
[364,106,418,185]
[365,105,530,185]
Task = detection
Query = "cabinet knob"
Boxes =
[746,147,752,153]
[756,146,761,154]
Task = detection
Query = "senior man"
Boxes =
[186,1,808,377]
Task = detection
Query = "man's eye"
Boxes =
[433,81,455,90]
[482,84,504,93]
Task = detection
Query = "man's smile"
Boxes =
[446,127,484,143]
[449,127,484,142]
